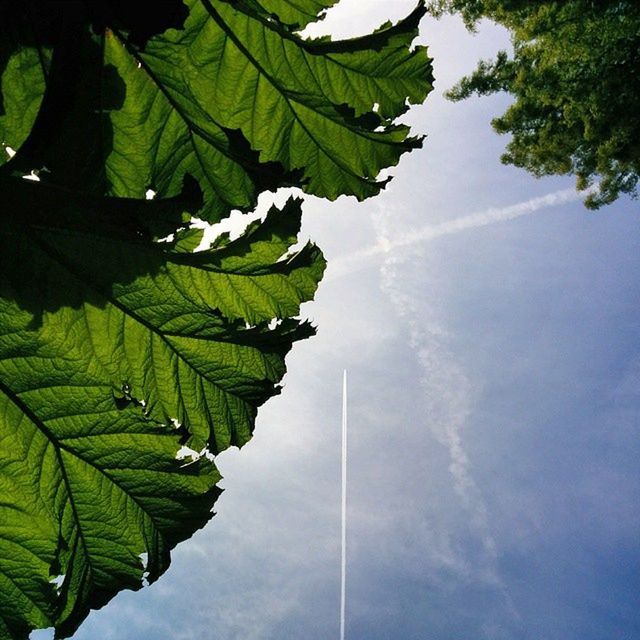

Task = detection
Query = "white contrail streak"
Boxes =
[340,370,348,640]
[329,186,588,280]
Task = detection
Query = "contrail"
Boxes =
[340,370,348,640]
[328,186,588,280]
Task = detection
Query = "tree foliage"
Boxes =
[429,0,640,208]
[0,1,432,637]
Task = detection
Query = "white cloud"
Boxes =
[363,194,515,597]
[379,251,500,575]
[328,187,589,280]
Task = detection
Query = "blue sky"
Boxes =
[37,2,640,639]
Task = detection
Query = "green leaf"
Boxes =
[0,47,47,166]
[234,0,340,30]
[262,0,339,28]
[105,0,432,212]
[0,196,323,638]
[104,28,261,214]
[0,9,50,166]
[0,345,220,639]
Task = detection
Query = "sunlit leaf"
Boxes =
[106,0,432,213]
[0,196,323,638]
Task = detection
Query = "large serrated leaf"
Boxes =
[106,0,432,211]
[0,296,222,639]
[0,196,323,638]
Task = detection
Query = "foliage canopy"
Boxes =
[429,0,640,208]
[0,1,432,637]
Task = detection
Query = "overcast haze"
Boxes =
[37,3,640,639]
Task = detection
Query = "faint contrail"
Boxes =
[340,370,348,640]
[328,186,588,280]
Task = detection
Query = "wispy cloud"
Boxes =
[367,190,545,630]
[377,253,499,580]
[328,187,587,280]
